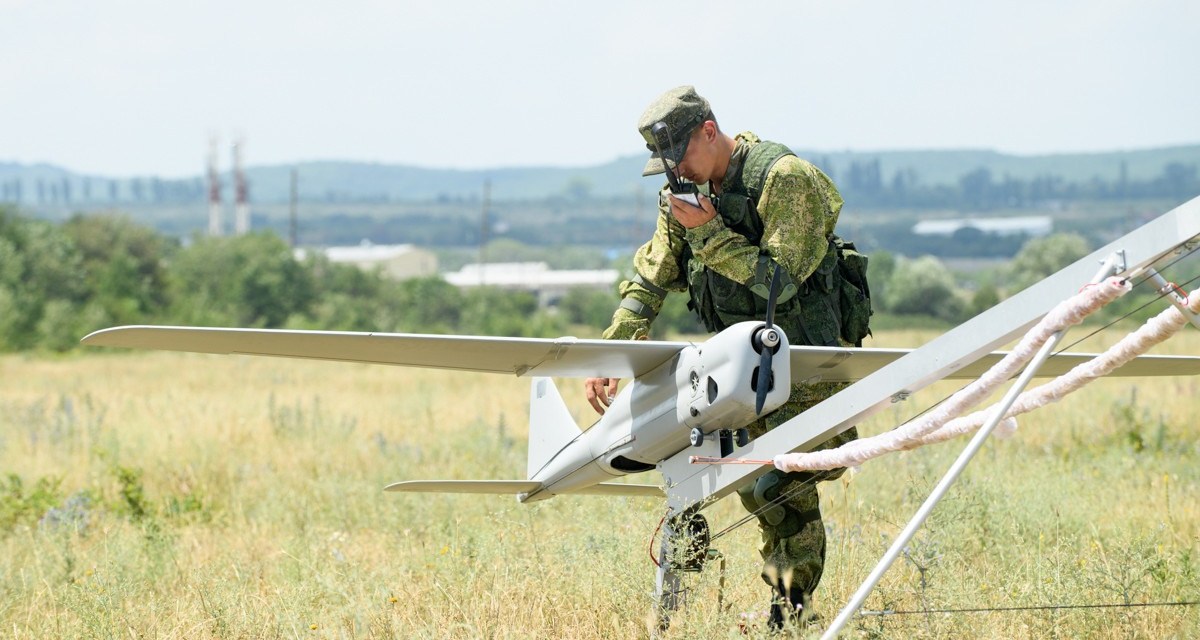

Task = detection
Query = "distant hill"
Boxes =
[798,145,1200,188]
[2,143,1198,204]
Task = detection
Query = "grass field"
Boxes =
[2,327,1198,638]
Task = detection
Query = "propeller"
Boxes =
[754,264,784,415]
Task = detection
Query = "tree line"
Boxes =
[1,205,1130,353]
[0,206,572,352]
[0,176,207,206]
[824,159,1199,210]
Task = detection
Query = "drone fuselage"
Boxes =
[521,321,790,501]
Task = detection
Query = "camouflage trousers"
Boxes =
[736,381,857,598]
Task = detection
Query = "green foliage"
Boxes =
[390,277,464,333]
[111,466,151,521]
[62,214,173,325]
[4,205,1116,350]
[867,250,896,312]
[0,207,88,349]
[653,293,705,338]
[1008,232,1091,292]
[459,287,565,337]
[968,282,1002,317]
[0,205,604,349]
[882,255,967,322]
[558,287,616,328]
[1110,387,1170,454]
[168,233,315,327]
[289,254,386,332]
[0,473,64,533]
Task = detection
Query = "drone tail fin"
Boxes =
[527,377,583,479]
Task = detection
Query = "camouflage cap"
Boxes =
[637,85,711,177]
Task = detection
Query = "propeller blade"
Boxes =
[755,346,772,415]
[756,263,784,415]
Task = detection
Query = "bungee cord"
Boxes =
[775,275,1133,472]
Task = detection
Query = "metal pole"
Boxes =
[480,179,490,287]
[289,168,298,248]
[820,255,1123,639]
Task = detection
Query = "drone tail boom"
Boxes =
[527,377,584,479]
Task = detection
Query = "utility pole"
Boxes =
[289,168,299,248]
[207,135,222,236]
[479,179,490,286]
[233,137,249,235]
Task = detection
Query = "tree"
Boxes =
[167,233,315,328]
[653,293,705,338]
[63,214,173,326]
[1008,233,1090,292]
[0,208,88,350]
[558,287,616,329]
[883,255,965,322]
[458,287,563,337]
[387,276,464,333]
[969,283,1002,318]
[865,250,896,312]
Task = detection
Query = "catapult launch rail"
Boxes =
[657,195,1200,634]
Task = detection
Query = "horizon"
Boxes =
[5,140,1200,181]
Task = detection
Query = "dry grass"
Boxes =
[1,327,1198,638]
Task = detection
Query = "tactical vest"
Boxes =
[684,141,872,347]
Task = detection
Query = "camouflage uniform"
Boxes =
[603,127,857,609]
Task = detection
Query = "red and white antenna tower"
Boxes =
[207,135,223,236]
[233,137,249,235]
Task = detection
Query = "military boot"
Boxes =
[766,582,813,633]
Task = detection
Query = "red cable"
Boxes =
[1169,282,1190,307]
[649,514,665,567]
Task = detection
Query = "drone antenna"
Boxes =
[650,122,684,194]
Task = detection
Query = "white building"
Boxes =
[912,216,1053,237]
[444,262,619,306]
[295,241,438,280]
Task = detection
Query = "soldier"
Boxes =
[585,85,864,629]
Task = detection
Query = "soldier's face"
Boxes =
[675,123,719,184]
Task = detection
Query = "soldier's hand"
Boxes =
[668,194,717,229]
[585,377,620,414]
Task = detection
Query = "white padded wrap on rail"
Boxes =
[774,276,1134,472]
[905,283,1200,449]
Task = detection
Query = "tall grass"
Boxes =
[1,328,1198,638]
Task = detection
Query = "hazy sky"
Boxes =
[3,0,1198,177]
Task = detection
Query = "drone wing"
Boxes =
[83,325,1200,381]
[788,346,1200,381]
[81,325,688,378]
[383,480,663,498]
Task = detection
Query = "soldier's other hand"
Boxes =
[668,194,717,229]
[585,377,620,414]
